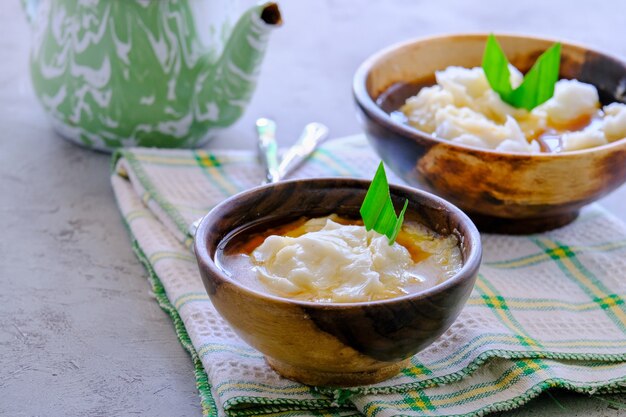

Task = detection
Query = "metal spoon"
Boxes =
[188,121,329,236]
[272,122,329,183]
[256,118,280,184]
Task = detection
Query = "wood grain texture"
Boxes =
[194,179,481,386]
[353,34,626,234]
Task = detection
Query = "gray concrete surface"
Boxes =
[1,0,624,416]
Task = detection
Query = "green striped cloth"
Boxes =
[111,135,626,417]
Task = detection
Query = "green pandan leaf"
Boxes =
[482,34,561,111]
[482,34,514,97]
[508,43,561,110]
[360,162,408,245]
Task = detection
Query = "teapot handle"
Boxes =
[21,0,40,23]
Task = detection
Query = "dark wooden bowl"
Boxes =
[194,178,481,386]
[353,33,626,234]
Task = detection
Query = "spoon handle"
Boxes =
[189,122,329,237]
[256,118,281,184]
[277,122,329,179]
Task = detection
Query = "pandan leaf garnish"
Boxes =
[482,34,561,111]
[360,162,408,245]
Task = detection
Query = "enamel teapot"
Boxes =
[23,0,281,151]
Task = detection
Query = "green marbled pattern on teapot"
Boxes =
[26,0,281,151]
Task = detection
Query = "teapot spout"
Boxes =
[199,2,282,128]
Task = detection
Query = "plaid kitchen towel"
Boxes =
[111,135,626,417]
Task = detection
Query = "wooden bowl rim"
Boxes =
[352,32,626,159]
[194,178,482,310]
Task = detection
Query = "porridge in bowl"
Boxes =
[216,214,463,303]
[391,36,626,153]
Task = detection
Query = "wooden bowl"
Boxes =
[353,33,626,234]
[194,178,481,386]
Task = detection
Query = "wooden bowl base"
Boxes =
[265,356,410,387]
[468,210,580,234]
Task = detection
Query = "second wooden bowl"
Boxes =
[353,33,626,233]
